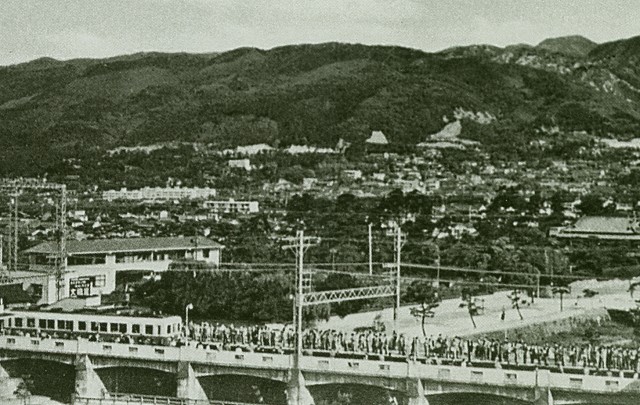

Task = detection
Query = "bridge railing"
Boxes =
[74,393,269,405]
[2,335,638,394]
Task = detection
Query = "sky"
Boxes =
[1,0,639,66]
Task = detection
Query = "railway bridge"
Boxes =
[0,335,638,405]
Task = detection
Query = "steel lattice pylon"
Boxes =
[302,285,396,305]
[0,178,67,299]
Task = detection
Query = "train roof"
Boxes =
[9,307,181,321]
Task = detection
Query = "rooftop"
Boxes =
[24,236,224,255]
[551,216,640,240]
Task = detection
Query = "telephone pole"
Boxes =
[12,190,18,272]
[282,229,319,405]
[368,223,373,275]
[435,244,441,288]
[393,224,404,324]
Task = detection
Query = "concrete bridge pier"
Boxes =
[533,369,553,405]
[533,387,553,405]
[0,360,22,399]
[176,362,208,401]
[406,378,429,405]
[286,370,315,405]
[75,355,109,399]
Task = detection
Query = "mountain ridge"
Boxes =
[536,35,598,57]
[1,35,640,175]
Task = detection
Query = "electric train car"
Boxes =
[2,309,183,345]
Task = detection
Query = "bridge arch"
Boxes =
[0,358,75,403]
[427,392,535,405]
[198,374,287,404]
[308,383,406,405]
[95,366,176,397]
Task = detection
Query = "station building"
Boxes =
[21,236,224,304]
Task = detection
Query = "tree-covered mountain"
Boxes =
[1,36,640,175]
[537,35,597,57]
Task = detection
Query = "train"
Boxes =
[0,308,183,345]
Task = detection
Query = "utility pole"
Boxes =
[12,190,19,272]
[393,225,404,325]
[368,223,373,276]
[282,229,319,405]
[435,244,441,288]
[6,200,11,273]
[56,186,67,301]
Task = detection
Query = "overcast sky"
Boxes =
[1,0,639,66]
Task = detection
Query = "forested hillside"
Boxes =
[1,36,640,175]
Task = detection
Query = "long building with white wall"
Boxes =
[102,187,217,202]
[21,236,223,304]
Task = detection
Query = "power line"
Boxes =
[402,263,590,281]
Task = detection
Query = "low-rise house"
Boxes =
[228,159,252,171]
[342,170,363,180]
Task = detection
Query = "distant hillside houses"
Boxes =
[284,145,336,154]
[222,143,275,156]
[228,159,252,171]
[102,187,217,202]
[219,143,338,156]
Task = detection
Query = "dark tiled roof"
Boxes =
[24,236,223,255]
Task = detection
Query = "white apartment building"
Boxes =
[102,187,217,202]
[202,199,259,215]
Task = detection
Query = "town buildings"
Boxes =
[102,187,217,202]
[203,199,259,215]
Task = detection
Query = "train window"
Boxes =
[91,322,98,332]
[110,323,119,333]
[57,320,65,330]
[14,318,23,327]
[119,324,127,333]
[145,325,153,335]
[156,326,161,335]
[27,318,36,328]
[47,320,55,329]
[78,322,87,331]
[66,321,73,330]
[167,325,171,334]
[39,319,46,329]
[132,324,140,334]
[99,323,108,332]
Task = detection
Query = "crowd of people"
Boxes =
[181,321,640,373]
[4,318,639,373]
